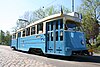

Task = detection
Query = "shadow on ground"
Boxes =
[15,50,100,64]
[46,54,100,63]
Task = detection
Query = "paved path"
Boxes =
[0,45,100,67]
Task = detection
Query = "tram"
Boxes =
[11,12,89,56]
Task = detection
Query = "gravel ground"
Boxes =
[0,45,100,67]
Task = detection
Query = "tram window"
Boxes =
[37,23,43,34]
[31,26,35,35]
[60,31,63,41]
[11,35,14,39]
[13,35,15,39]
[66,22,82,31]
[18,32,21,37]
[12,34,14,39]
[60,19,63,29]
[13,33,16,39]
[48,23,50,31]
[22,30,25,37]
[51,22,53,30]
[56,31,58,41]
[51,32,53,41]
[26,27,30,36]
[56,21,58,30]
[48,25,50,31]
[12,35,13,39]
[15,34,16,39]
[64,24,68,30]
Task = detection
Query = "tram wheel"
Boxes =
[89,52,93,56]
[11,47,16,50]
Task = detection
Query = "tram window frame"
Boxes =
[47,23,50,31]
[56,20,58,30]
[51,22,53,31]
[18,32,21,37]
[15,33,16,39]
[12,35,13,39]
[22,29,25,37]
[12,33,16,39]
[56,31,58,41]
[12,34,13,39]
[26,27,30,36]
[31,25,35,35]
[47,34,49,41]
[60,31,63,41]
[51,32,53,41]
[60,19,63,29]
[37,23,43,34]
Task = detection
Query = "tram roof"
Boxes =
[27,13,64,27]
[16,12,81,32]
[27,13,81,27]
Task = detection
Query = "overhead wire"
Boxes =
[42,0,57,8]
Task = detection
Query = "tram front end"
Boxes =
[63,13,89,56]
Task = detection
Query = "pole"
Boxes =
[72,0,74,12]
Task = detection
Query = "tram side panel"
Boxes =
[17,34,46,53]
[11,39,17,49]
[63,31,72,56]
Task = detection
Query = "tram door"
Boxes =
[46,21,56,53]
[46,19,63,54]
[17,32,21,50]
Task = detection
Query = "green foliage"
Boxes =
[33,5,70,21]
[15,5,70,30]
[0,30,5,44]
[4,31,11,45]
[87,44,100,53]
[0,30,11,46]
[97,33,100,40]
[80,0,100,19]
[95,33,100,47]
[78,0,100,39]
[92,45,100,53]
[78,0,100,53]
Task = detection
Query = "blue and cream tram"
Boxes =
[11,12,89,56]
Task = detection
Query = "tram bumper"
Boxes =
[72,50,89,56]
[65,47,89,56]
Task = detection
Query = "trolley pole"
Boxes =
[72,0,74,12]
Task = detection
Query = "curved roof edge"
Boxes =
[16,12,81,32]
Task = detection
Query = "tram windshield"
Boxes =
[64,21,83,32]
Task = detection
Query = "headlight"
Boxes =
[81,40,84,45]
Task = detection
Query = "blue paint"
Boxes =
[11,18,88,56]
[11,39,17,49]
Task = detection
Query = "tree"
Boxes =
[33,5,70,20]
[4,31,11,46]
[14,5,70,30]
[78,0,100,39]
[15,11,34,30]
[16,19,29,29]
[23,11,34,23]
[0,30,5,44]
[80,0,100,20]
[0,30,11,45]
[12,26,17,32]
[96,33,100,47]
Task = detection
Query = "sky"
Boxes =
[0,0,82,33]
